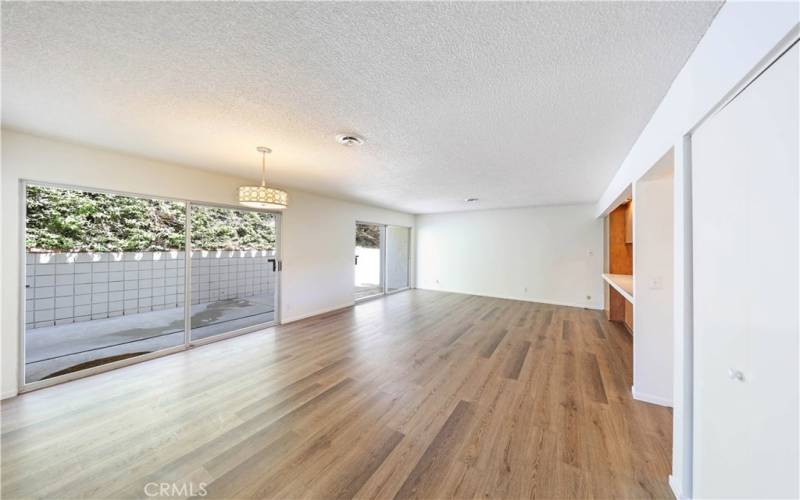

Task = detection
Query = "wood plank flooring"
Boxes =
[1,290,673,499]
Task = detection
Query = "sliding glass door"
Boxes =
[22,182,280,387]
[354,222,384,300]
[354,222,410,301]
[23,184,187,383]
[386,226,410,292]
[189,204,278,341]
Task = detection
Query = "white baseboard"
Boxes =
[631,386,673,407]
[281,302,354,324]
[668,474,682,499]
[415,286,603,310]
[2,388,19,400]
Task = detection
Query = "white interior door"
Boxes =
[692,42,798,498]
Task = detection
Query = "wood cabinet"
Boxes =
[608,202,633,274]
[606,201,634,333]
[623,300,633,333]
[625,200,633,244]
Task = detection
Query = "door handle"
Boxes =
[355,255,359,265]
[268,258,276,272]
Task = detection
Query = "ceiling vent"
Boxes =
[336,134,365,146]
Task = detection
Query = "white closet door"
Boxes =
[692,42,798,498]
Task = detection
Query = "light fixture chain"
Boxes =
[261,150,267,187]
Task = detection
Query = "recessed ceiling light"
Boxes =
[336,134,365,146]
[464,197,479,203]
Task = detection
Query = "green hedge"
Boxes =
[356,224,380,248]
[26,185,276,252]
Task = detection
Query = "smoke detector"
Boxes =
[336,134,365,146]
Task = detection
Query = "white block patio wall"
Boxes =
[354,246,380,287]
[354,245,410,290]
[25,250,277,329]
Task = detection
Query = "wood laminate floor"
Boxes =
[1,290,673,499]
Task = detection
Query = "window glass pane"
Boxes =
[189,205,277,341]
[24,184,186,383]
[354,223,384,300]
[386,226,410,292]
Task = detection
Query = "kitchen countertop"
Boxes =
[602,273,633,303]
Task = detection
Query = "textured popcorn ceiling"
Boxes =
[1,2,721,214]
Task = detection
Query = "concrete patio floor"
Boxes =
[25,294,274,383]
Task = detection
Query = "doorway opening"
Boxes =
[354,222,410,301]
[354,222,384,300]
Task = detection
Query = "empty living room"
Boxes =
[1,2,798,499]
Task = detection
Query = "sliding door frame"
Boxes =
[354,221,386,302]
[354,221,412,302]
[384,224,412,296]
[18,180,283,393]
[187,201,281,348]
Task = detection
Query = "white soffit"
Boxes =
[1,2,721,213]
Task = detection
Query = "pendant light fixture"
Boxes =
[238,146,288,210]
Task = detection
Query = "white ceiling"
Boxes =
[2,2,721,214]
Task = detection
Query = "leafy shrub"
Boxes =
[356,224,380,248]
[191,205,276,251]
[26,185,276,252]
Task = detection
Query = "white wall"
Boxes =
[591,3,799,498]
[1,129,414,398]
[671,137,694,498]
[633,167,674,406]
[0,142,3,396]
[280,191,413,323]
[595,2,799,217]
[691,41,798,498]
[416,204,603,309]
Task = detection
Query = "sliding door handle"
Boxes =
[268,258,276,272]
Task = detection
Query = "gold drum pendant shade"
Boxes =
[238,146,288,210]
